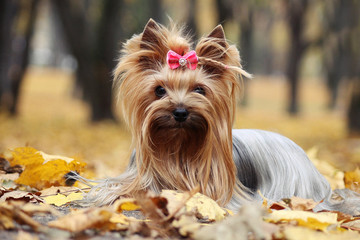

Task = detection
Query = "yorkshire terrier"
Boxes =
[83,19,359,215]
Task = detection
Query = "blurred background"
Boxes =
[0,0,359,177]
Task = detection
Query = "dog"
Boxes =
[82,19,359,215]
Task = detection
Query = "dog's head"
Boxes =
[115,19,249,152]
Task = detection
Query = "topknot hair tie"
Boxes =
[166,50,198,70]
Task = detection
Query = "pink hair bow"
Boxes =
[166,50,198,70]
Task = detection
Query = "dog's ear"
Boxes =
[207,25,226,43]
[140,19,162,49]
[195,25,229,75]
[138,19,166,70]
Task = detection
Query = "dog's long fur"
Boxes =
[83,19,360,215]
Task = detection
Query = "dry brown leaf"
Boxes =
[193,204,272,240]
[0,172,20,182]
[287,196,320,211]
[16,231,39,240]
[40,186,81,197]
[48,207,130,232]
[341,219,360,231]
[172,215,201,237]
[0,190,43,203]
[161,190,227,222]
[0,157,23,174]
[0,201,44,231]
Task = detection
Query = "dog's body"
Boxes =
[83,19,360,215]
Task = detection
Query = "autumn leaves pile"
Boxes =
[1,147,360,239]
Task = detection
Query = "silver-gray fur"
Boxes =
[232,129,331,201]
[230,129,360,215]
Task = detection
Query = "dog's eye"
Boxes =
[194,86,205,95]
[155,86,166,98]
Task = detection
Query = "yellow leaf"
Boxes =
[113,198,141,212]
[38,151,74,164]
[186,193,227,222]
[43,192,83,206]
[283,226,360,240]
[344,168,360,193]
[109,213,131,229]
[307,147,345,189]
[8,147,86,190]
[10,147,43,166]
[266,210,338,232]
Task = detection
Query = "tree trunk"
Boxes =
[10,0,39,115]
[348,80,360,135]
[52,0,117,121]
[0,0,38,115]
[0,0,18,113]
[285,0,308,115]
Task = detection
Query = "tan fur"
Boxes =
[112,19,251,207]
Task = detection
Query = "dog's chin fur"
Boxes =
[80,19,360,215]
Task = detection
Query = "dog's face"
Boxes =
[143,68,211,150]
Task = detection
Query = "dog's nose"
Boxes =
[172,108,188,122]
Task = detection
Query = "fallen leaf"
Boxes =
[282,226,360,240]
[193,204,272,240]
[109,213,132,230]
[0,201,44,231]
[344,168,360,193]
[7,147,86,190]
[161,190,227,222]
[341,219,360,231]
[287,196,320,211]
[16,231,39,240]
[172,214,201,237]
[0,158,23,173]
[0,172,20,182]
[40,186,82,197]
[0,189,43,203]
[266,210,338,232]
[48,207,129,232]
[113,198,141,212]
[43,192,83,206]
[307,147,345,189]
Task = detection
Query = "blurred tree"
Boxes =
[187,0,198,40]
[349,79,360,134]
[323,0,356,109]
[0,0,39,115]
[322,0,360,133]
[283,0,309,114]
[53,0,166,121]
[52,0,123,121]
[215,0,254,105]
